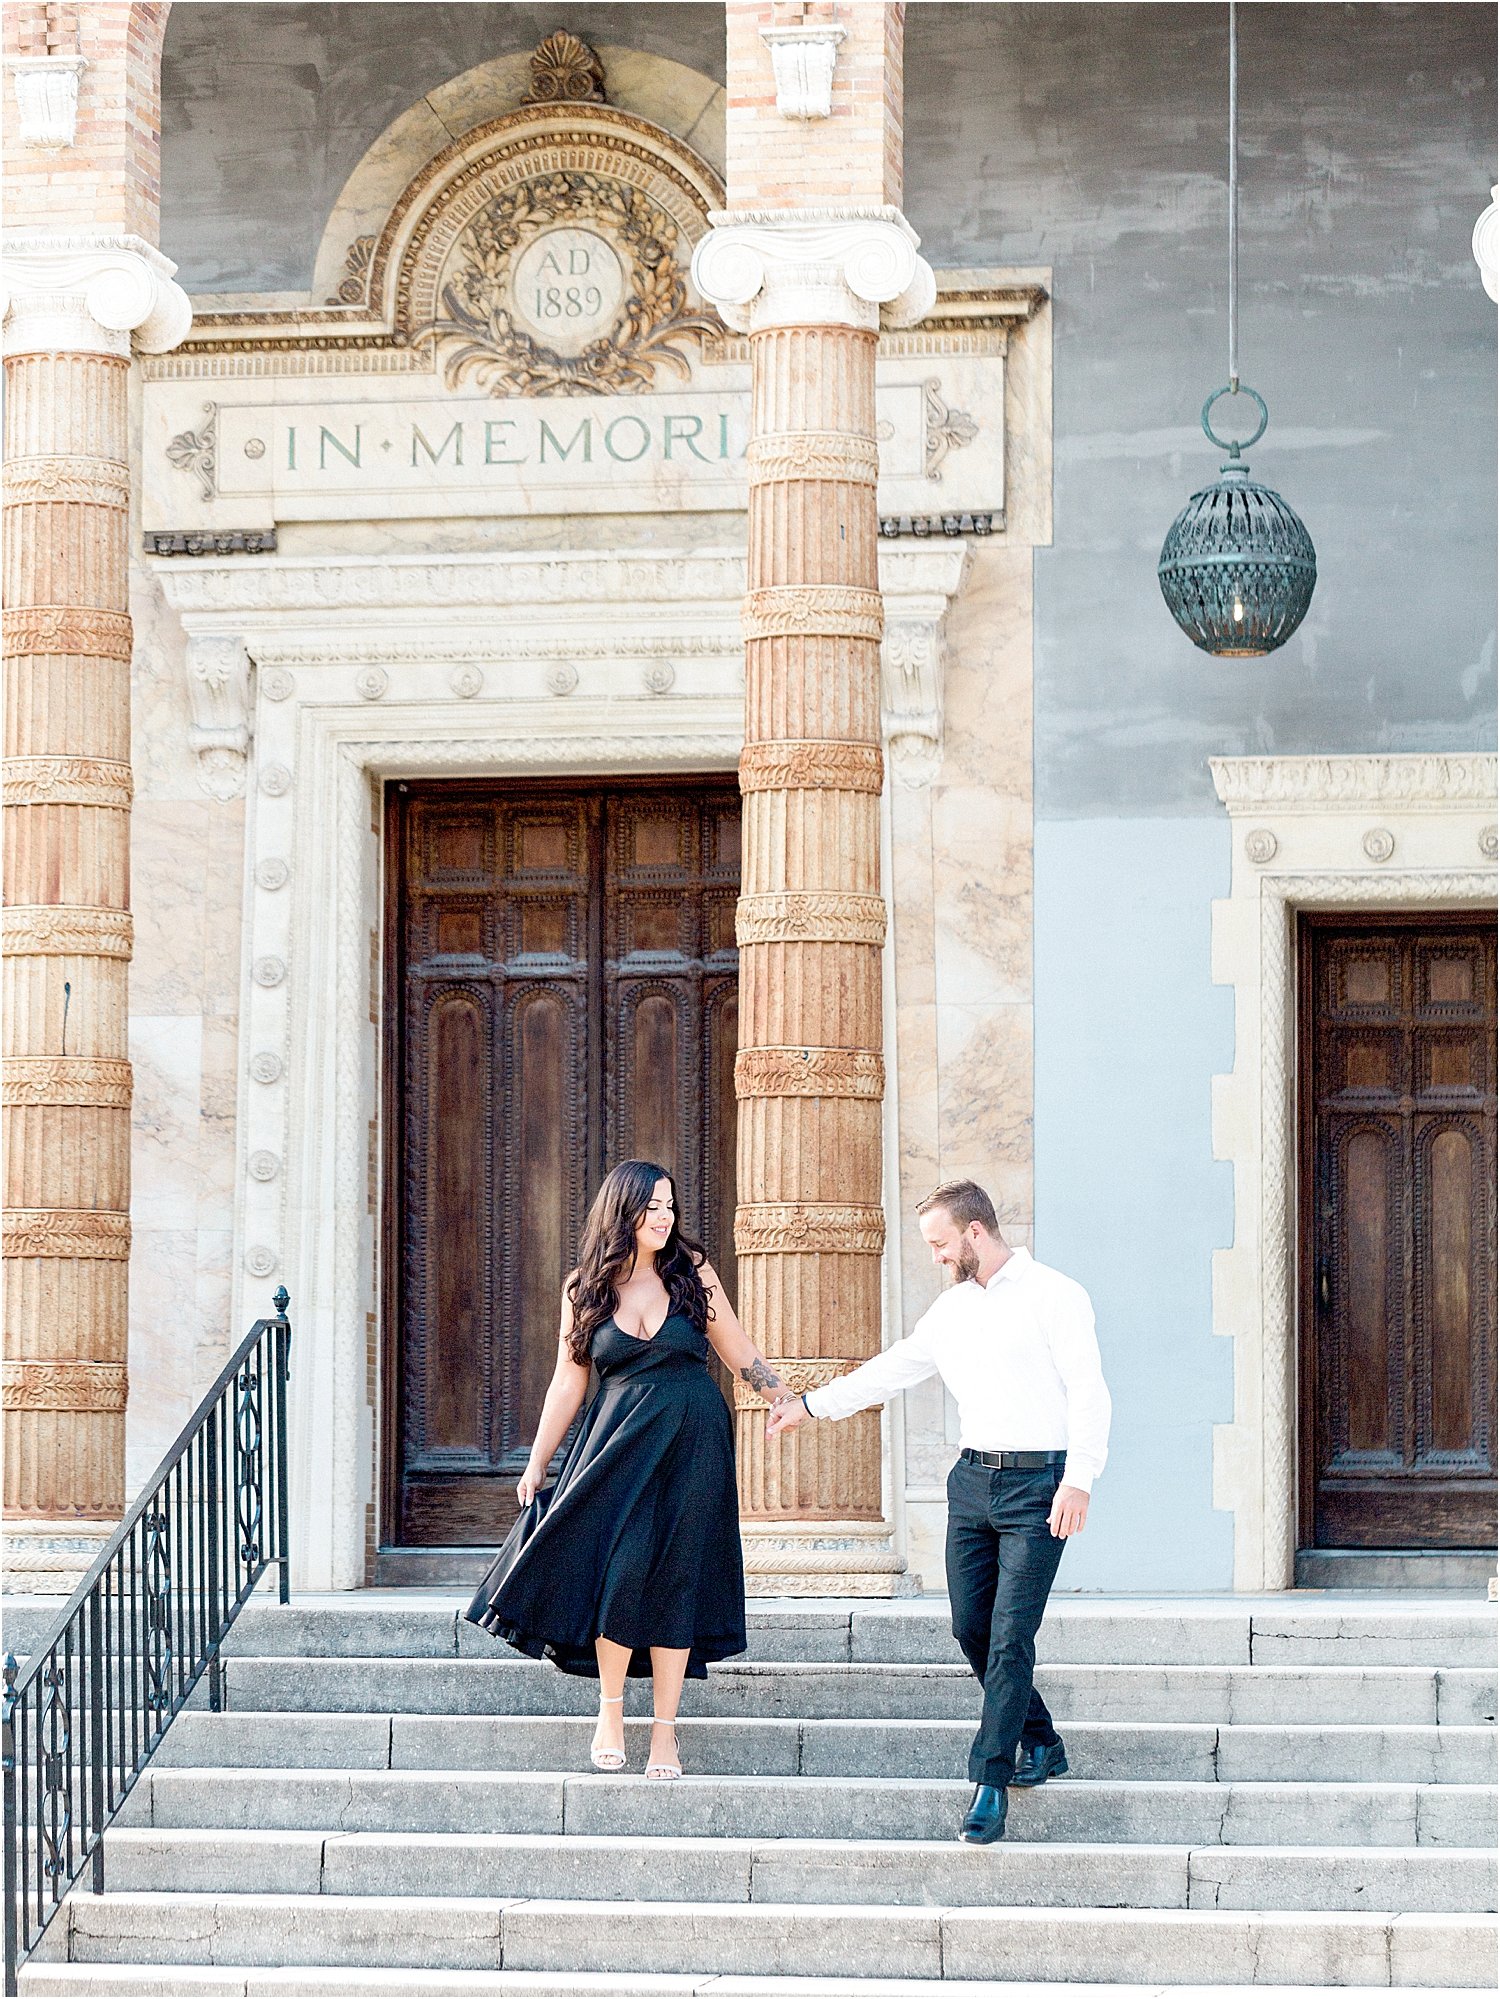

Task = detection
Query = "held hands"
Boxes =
[1048,1483,1090,1539]
[764,1393,807,1439]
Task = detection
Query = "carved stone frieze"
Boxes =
[1211,752,1499,810]
[736,891,888,948]
[325,234,377,308]
[5,455,131,505]
[1,1058,133,1109]
[732,1356,855,1409]
[734,1204,887,1256]
[743,586,884,643]
[734,1047,885,1099]
[2,905,132,957]
[2,757,133,808]
[3,1210,131,1258]
[1,1360,129,1412]
[745,430,880,483]
[2,606,133,659]
[738,740,884,794]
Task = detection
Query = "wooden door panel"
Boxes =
[1301,916,1497,1550]
[387,777,739,1553]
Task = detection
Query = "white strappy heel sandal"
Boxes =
[590,1693,627,1771]
[645,1716,682,1781]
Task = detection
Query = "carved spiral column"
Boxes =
[695,215,934,1593]
[1,239,190,1588]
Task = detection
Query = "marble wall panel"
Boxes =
[124,557,247,1494]
[888,543,1037,1569]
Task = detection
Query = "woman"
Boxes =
[466,1159,788,1780]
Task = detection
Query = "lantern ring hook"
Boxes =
[1201,382,1268,458]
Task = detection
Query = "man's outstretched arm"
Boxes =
[765,1321,939,1434]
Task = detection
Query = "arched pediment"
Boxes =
[179,41,726,398]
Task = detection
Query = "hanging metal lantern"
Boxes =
[1158,385,1317,658]
[1159,1,1317,658]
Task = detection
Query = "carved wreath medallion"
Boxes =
[432,167,716,396]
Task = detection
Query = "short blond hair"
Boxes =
[916,1179,999,1236]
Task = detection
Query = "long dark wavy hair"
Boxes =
[565,1159,711,1365]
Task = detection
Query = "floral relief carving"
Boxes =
[2,1210,131,1258]
[738,740,885,794]
[2,607,132,659]
[432,168,717,397]
[325,234,377,307]
[922,378,979,479]
[733,1203,887,1256]
[3,757,132,809]
[1,1361,129,1412]
[2,906,133,958]
[1,1057,133,1109]
[166,401,218,501]
[520,30,607,105]
[742,586,885,643]
[734,1047,885,1099]
[735,892,888,948]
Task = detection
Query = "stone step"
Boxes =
[123,1767,1495,1847]
[17,1972,1473,1999]
[216,1654,1498,1725]
[204,1597,1496,1669]
[56,1892,1499,1986]
[153,1710,1497,1784]
[98,1827,1499,1913]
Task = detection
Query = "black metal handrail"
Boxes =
[2,1289,292,1994]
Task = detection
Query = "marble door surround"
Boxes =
[1209,752,1497,1591]
[150,540,968,1591]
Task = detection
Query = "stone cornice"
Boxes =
[1211,752,1498,813]
[693,206,936,334]
[1,232,192,359]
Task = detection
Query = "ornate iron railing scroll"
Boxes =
[2,1290,292,1993]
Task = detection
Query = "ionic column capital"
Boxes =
[692,206,936,334]
[1,231,193,358]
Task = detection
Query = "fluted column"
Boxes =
[1,236,190,1589]
[695,211,934,1594]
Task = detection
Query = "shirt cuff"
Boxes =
[803,1385,831,1420]
[1061,1456,1098,1493]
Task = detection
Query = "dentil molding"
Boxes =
[2,232,192,358]
[693,207,937,334]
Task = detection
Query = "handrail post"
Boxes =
[204,1405,222,1712]
[4,1651,19,1999]
[88,1596,105,1895]
[273,1287,292,1606]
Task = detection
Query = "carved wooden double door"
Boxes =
[384,777,740,1551]
[1300,915,1497,1549]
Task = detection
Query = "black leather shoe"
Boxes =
[959,1782,1008,1844]
[1011,1740,1068,1788]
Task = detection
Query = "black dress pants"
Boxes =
[945,1455,1066,1787]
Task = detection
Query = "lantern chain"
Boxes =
[1228,0,1239,392]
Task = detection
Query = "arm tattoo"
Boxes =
[739,1355,784,1398]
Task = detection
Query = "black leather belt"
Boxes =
[960,1448,1067,1470]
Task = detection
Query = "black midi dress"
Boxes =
[465,1311,747,1678]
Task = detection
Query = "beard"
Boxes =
[950,1237,982,1285]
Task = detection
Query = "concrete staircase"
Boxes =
[18,1595,1497,1995]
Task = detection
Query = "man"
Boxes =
[766,1179,1110,1845]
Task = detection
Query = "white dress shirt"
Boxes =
[803,1246,1112,1492]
